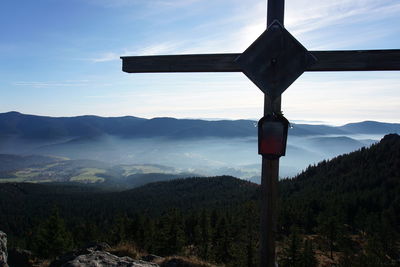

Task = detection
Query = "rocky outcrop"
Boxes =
[0,231,8,267]
[49,243,111,267]
[50,243,158,267]
[62,251,158,267]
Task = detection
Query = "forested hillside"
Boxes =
[0,134,399,266]
[280,133,400,234]
[278,133,400,266]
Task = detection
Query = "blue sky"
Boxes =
[0,0,399,124]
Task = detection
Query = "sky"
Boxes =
[0,0,399,125]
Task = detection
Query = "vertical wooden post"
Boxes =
[267,0,285,25]
[260,1,284,267]
[260,150,280,267]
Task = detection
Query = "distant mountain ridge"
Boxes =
[339,120,400,134]
[0,111,256,139]
[1,111,399,140]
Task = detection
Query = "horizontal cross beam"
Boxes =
[310,50,400,71]
[121,49,400,73]
[121,54,240,73]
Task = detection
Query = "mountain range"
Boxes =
[0,111,399,179]
[1,111,399,139]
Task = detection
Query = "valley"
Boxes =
[1,112,399,183]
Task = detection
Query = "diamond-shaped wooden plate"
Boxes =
[236,20,317,101]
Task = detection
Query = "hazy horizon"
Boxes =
[2,110,399,127]
[2,112,397,181]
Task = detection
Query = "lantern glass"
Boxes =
[258,114,289,158]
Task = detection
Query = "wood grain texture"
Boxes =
[121,50,400,73]
[267,0,285,26]
[121,54,241,73]
[310,50,400,71]
[262,1,285,266]
[260,158,279,267]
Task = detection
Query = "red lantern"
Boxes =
[258,114,289,159]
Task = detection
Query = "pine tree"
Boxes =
[184,213,200,246]
[357,232,399,267]
[142,217,155,252]
[110,213,129,244]
[166,210,185,254]
[31,207,73,259]
[300,239,317,267]
[213,216,232,263]
[199,210,211,260]
[245,202,258,267]
[317,215,342,259]
[280,226,302,267]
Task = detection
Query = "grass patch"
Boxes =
[0,177,27,183]
[155,256,218,267]
[70,168,106,183]
[29,179,54,183]
[122,165,169,176]
[42,163,62,169]
[107,242,144,260]
[14,169,39,178]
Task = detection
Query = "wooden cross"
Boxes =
[121,1,400,266]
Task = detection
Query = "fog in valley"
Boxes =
[0,132,380,182]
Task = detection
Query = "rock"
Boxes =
[84,242,111,252]
[8,248,33,267]
[49,242,111,267]
[61,251,159,267]
[50,243,158,267]
[0,231,8,267]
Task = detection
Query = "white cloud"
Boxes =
[92,52,120,62]
[285,0,400,45]
[132,41,185,55]
[115,0,399,55]
[91,41,184,63]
